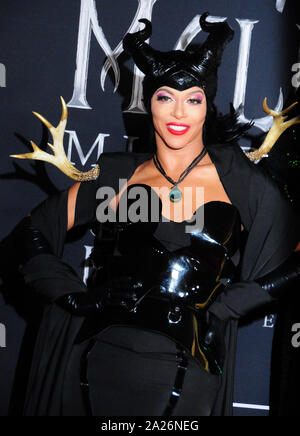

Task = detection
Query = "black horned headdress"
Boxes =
[123,12,234,109]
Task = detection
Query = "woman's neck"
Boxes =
[154,137,207,175]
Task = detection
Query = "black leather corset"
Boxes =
[78,184,242,373]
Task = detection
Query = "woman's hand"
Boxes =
[55,276,144,316]
[0,216,53,273]
[204,312,227,369]
[55,292,103,316]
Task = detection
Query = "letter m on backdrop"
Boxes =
[66,130,109,166]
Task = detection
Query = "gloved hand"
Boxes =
[55,292,103,316]
[0,216,52,275]
[202,250,300,371]
[55,275,144,316]
[203,311,227,369]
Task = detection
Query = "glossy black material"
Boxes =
[162,345,189,416]
[75,184,242,374]
[255,250,300,298]
[0,216,53,275]
[123,13,234,106]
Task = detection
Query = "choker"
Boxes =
[152,147,208,202]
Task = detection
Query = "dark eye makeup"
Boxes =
[156,94,172,101]
[155,91,203,104]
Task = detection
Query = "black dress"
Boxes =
[19,145,298,416]
[61,182,242,416]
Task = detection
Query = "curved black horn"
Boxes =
[123,19,161,75]
[129,19,152,43]
[189,12,234,73]
[200,12,234,40]
[199,12,234,45]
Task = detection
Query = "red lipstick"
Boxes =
[167,123,190,136]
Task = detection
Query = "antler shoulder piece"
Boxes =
[11,96,300,177]
[246,98,300,163]
[10,97,100,182]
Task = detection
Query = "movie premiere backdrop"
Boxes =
[0,0,299,416]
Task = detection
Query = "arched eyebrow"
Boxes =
[156,88,204,96]
[156,88,174,95]
[186,89,204,95]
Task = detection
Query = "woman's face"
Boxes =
[151,86,207,150]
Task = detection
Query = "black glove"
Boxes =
[203,311,227,369]
[0,216,52,275]
[55,292,103,316]
[203,250,300,369]
[55,276,144,316]
[255,250,300,298]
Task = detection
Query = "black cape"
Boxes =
[20,143,298,416]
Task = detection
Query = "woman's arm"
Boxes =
[67,182,81,231]
[0,180,94,304]
[255,249,300,298]
[1,181,83,275]
[1,153,106,306]
[204,245,300,365]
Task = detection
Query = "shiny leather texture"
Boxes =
[255,250,300,298]
[76,184,242,373]
[122,13,234,105]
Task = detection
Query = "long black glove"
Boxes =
[203,311,227,369]
[255,250,300,298]
[0,216,53,276]
[55,275,144,316]
[55,292,103,316]
[204,250,300,368]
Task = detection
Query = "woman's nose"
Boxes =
[171,100,186,119]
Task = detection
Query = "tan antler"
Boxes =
[246,98,300,163]
[10,97,100,181]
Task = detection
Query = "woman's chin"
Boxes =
[159,136,203,152]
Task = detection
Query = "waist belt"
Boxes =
[74,282,225,375]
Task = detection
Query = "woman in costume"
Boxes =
[1,13,300,416]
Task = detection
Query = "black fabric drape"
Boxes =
[207,144,298,415]
[269,285,300,416]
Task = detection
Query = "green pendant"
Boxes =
[169,186,182,203]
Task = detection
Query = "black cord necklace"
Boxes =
[153,147,208,203]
